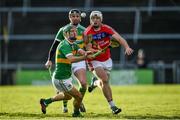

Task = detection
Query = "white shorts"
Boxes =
[91,58,112,71]
[52,77,73,92]
[72,60,86,73]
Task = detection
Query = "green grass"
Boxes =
[0,85,180,119]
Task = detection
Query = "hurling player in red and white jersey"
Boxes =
[84,11,133,114]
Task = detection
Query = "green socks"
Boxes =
[79,87,86,95]
[63,100,68,108]
[44,98,52,105]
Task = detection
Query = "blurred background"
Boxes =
[0,0,180,85]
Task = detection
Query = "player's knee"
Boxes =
[80,83,87,90]
[103,79,109,84]
[101,76,109,84]
[64,94,72,100]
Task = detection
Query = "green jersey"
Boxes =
[55,23,85,49]
[53,39,80,80]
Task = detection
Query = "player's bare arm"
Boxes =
[112,33,133,55]
[77,49,86,55]
[78,49,93,57]
[83,33,99,53]
[86,42,99,53]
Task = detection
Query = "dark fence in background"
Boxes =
[0,0,180,85]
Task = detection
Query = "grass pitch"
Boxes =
[0,85,180,119]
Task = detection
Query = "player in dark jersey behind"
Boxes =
[45,9,87,113]
[84,11,133,114]
[40,25,93,117]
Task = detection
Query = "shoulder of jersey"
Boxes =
[59,39,65,45]
[63,40,71,48]
[84,25,92,34]
[102,24,112,30]
[78,24,86,30]
[62,24,71,30]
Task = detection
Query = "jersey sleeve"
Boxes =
[60,43,73,57]
[48,40,60,60]
[55,27,64,42]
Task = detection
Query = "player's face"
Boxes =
[68,27,77,42]
[69,28,77,37]
[69,13,81,25]
[90,16,102,28]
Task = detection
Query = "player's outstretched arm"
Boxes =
[112,33,133,55]
[45,40,60,68]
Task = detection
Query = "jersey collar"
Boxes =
[70,23,80,28]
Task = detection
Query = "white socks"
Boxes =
[108,101,115,108]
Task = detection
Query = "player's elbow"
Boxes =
[67,55,76,63]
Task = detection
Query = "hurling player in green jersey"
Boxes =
[45,9,88,113]
[40,25,93,117]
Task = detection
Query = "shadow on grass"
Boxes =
[0,112,180,119]
[0,112,71,119]
[87,113,180,119]
[122,114,180,119]
[85,113,180,119]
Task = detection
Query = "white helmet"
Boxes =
[90,11,103,21]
